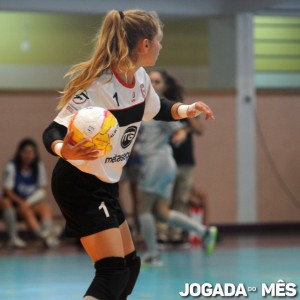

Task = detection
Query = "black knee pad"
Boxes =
[119,251,141,300]
[84,257,129,300]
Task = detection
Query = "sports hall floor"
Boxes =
[0,230,299,300]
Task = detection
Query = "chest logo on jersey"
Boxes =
[72,90,89,104]
[121,126,137,149]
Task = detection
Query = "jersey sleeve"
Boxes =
[42,121,68,156]
[142,71,161,121]
[2,162,16,190]
[153,97,176,121]
[54,89,94,127]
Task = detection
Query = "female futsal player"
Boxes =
[43,9,215,300]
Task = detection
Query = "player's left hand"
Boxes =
[188,101,215,120]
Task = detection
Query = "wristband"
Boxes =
[177,104,189,118]
[177,103,201,118]
[53,142,66,159]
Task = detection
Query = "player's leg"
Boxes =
[0,198,26,248]
[31,201,53,231]
[51,161,130,299]
[119,220,141,300]
[31,201,62,243]
[156,199,218,255]
[137,155,172,263]
[81,228,129,300]
[138,190,161,264]
[169,165,194,243]
[171,166,194,214]
[129,169,141,236]
[17,201,58,247]
[16,201,43,235]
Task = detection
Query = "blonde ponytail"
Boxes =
[57,9,162,110]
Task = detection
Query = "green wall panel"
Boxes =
[157,18,208,66]
[0,13,208,67]
[0,12,101,65]
[255,27,300,41]
[255,58,300,71]
[255,17,300,25]
[255,43,300,56]
[254,16,300,72]
[1,12,299,84]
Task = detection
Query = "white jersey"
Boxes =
[54,67,160,183]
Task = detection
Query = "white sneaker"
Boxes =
[49,225,63,238]
[40,229,60,248]
[44,235,60,248]
[9,237,27,248]
[202,226,218,255]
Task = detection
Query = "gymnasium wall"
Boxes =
[0,12,299,225]
[1,13,299,90]
[186,91,300,224]
[1,90,299,225]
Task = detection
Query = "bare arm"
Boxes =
[4,188,27,206]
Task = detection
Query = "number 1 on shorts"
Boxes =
[99,201,110,217]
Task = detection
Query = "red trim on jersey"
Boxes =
[112,69,136,89]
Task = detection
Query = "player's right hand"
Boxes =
[61,131,101,160]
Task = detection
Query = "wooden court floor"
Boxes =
[0,233,299,300]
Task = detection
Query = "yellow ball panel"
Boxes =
[92,133,111,155]
[101,113,116,133]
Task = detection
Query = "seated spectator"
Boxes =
[0,138,61,248]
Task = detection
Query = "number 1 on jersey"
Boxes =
[113,92,120,106]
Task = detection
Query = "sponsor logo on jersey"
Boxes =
[66,105,74,113]
[105,151,130,164]
[140,84,146,98]
[131,91,136,103]
[72,90,89,104]
[121,126,137,149]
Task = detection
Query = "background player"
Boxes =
[149,69,206,246]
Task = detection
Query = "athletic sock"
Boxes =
[33,226,47,238]
[138,212,159,256]
[167,210,207,237]
[3,207,18,240]
[41,219,53,232]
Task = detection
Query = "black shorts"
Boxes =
[51,159,125,238]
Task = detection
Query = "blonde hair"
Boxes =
[57,9,163,109]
